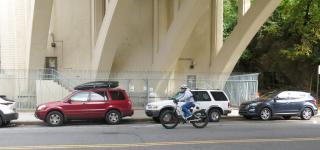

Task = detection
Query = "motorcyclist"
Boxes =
[175,84,195,120]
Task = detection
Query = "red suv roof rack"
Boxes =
[74,81,119,90]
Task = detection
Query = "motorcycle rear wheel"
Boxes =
[160,110,179,129]
[191,111,209,128]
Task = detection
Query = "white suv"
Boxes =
[145,90,232,122]
[0,95,18,126]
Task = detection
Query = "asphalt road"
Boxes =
[1,117,320,150]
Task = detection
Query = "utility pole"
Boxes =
[317,65,320,100]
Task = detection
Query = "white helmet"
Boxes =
[180,84,188,89]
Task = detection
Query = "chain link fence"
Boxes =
[0,69,259,109]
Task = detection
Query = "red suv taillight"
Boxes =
[128,99,132,105]
[228,101,231,108]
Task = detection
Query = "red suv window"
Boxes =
[70,92,89,102]
[90,91,107,101]
[110,91,125,100]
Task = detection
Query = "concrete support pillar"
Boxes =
[153,0,159,64]
[90,0,95,58]
[91,0,120,79]
[210,0,223,67]
[238,0,251,21]
[153,0,209,71]
[173,0,180,19]
[106,0,109,10]
[158,0,171,42]
[27,0,53,70]
[211,0,281,88]
[91,0,105,61]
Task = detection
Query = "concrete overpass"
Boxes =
[24,0,281,88]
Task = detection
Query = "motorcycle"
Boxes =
[160,98,209,129]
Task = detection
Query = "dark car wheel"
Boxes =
[260,107,272,120]
[209,109,221,122]
[301,107,313,120]
[106,110,121,125]
[3,121,10,126]
[46,111,64,126]
[283,116,291,120]
[152,117,160,123]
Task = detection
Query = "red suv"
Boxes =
[35,82,134,126]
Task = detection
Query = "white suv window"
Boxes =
[192,91,211,101]
[211,91,228,101]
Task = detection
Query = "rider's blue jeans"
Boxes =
[182,102,194,118]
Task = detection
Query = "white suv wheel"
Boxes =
[209,109,221,122]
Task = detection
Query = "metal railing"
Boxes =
[38,69,78,91]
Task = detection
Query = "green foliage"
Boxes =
[223,0,238,39]
[277,0,320,60]
[229,0,320,92]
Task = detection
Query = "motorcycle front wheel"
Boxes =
[160,110,179,129]
[191,111,209,128]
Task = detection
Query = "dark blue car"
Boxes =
[239,91,318,120]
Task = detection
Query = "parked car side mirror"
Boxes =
[65,99,71,103]
[274,96,280,102]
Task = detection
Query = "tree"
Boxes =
[230,0,320,93]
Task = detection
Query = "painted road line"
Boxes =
[2,137,320,150]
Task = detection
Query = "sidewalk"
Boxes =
[12,108,241,125]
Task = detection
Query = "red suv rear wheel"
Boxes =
[106,110,121,125]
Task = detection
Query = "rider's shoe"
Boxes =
[186,116,192,120]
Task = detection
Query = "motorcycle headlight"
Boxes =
[37,105,47,111]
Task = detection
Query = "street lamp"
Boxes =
[317,65,320,100]
[178,58,195,69]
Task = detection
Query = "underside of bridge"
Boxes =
[25,0,281,88]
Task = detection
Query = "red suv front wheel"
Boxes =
[46,111,64,126]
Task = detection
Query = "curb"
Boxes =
[9,115,320,127]
[11,116,245,126]
[11,121,43,126]
[11,118,153,126]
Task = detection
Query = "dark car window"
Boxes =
[192,91,211,101]
[260,91,279,99]
[90,91,106,101]
[211,92,228,101]
[276,92,289,100]
[288,92,306,99]
[110,91,126,100]
[70,92,89,102]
